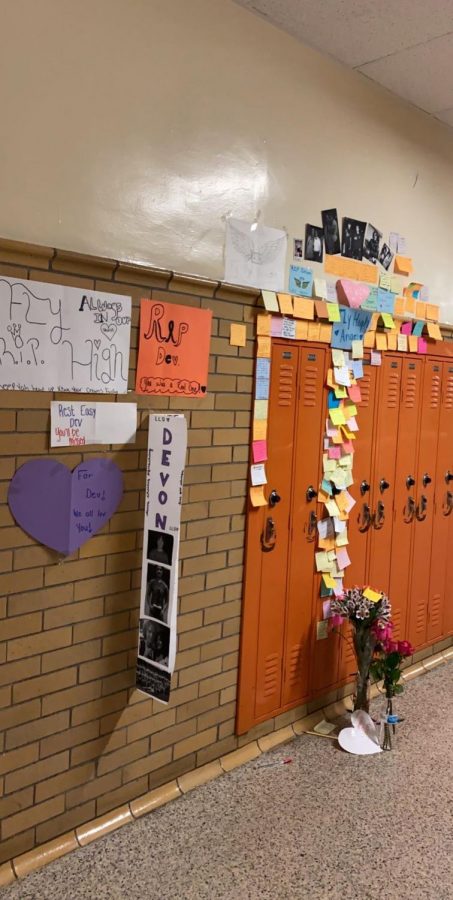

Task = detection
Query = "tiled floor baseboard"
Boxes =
[1,648,451,889]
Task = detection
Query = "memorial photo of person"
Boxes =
[293,238,303,259]
[147,529,174,566]
[363,223,382,264]
[304,224,324,263]
[378,242,394,271]
[144,563,170,623]
[341,217,366,260]
[321,208,340,255]
[139,619,170,667]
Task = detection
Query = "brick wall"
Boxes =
[0,239,278,862]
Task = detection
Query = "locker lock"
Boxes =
[306,485,317,502]
[422,473,432,487]
[379,479,390,493]
[406,475,415,489]
[445,470,453,484]
[360,480,370,496]
[268,489,281,508]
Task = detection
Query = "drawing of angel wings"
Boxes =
[229,223,285,266]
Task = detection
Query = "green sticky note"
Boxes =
[327,303,341,322]
[381,312,395,329]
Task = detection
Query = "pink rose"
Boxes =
[397,640,414,657]
[330,614,344,627]
[383,639,399,654]
[372,621,393,642]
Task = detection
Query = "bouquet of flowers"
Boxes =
[370,622,414,699]
[330,587,392,712]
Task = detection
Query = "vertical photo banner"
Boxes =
[136,413,187,703]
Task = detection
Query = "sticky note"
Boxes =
[362,331,374,349]
[427,322,442,341]
[277,293,294,316]
[336,547,351,569]
[328,446,341,459]
[307,322,321,341]
[250,485,267,507]
[394,255,413,276]
[387,333,397,351]
[314,278,327,299]
[257,336,271,358]
[319,324,333,344]
[324,255,379,284]
[261,291,279,312]
[252,440,267,463]
[295,320,308,340]
[333,366,350,387]
[390,275,403,294]
[322,599,332,618]
[327,302,341,322]
[418,337,428,354]
[271,318,283,338]
[363,587,382,603]
[412,321,424,337]
[401,321,412,335]
[329,407,346,426]
[328,390,340,409]
[369,313,379,332]
[426,304,440,322]
[375,333,387,351]
[351,340,363,359]
[322,573,336,590]
[314,300,327,319]
[315,551,332,573]
[332,349,345,367]
[377,289,395,314]
[371,350,381,366]
[348,384,361,403]
[397,333,408,352]
[256,314,271,336]
[293,297,315,320]
[334,385,347,399]
[250,463,267,486]
[253,419,267,441]
[326,282,338,302]
[415,301,426,320]
[404,296,416,316]
[254,399,268,420]
[281,318,296,339]
[230,323,246,347]
[381,313,394,329]
[408,335,418,352]
[379,273,392,291]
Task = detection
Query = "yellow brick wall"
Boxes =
[0,238,294,863]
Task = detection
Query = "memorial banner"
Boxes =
[136,414,187,703]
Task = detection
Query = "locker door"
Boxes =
[442,363,453,637]
[388,358,423,639]
[407,359,442,649]
[252,342,300,721]
[427,361,453,643]
[282,345,327,707]
[367,355,402,596]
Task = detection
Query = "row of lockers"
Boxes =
[237,341,453,733]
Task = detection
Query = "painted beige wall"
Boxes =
[1,0,453,316]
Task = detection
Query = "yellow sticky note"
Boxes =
[390,275,403,294]
[332,349,345,367]
[415,301,426,320]
[426,304,440,322]
[408,335,418,353]
[307,322,321,341]
[404,296,416,315]
[343,403,357,417]
[319,324,332,344]
[351,340,363,359]
[254,399,268,420]
[257,336,271,358]
[329,408,346,426]
[394,255,413,276]
[261,290,279,312]
[253,419,267,441]
[380,273,392,291]
[230,323,246,347]
[256,314,271,336]
[327,302,341,322]
[427,322,442,341]
[363,587,382,603]
[322,573,336,589]
[250,485,267,507]
[380,313,394,329]
[295,320,308,340]
[387,334,397,350]
[293,297,315,320]
[334,385,347,399]
[277,293,293,316]
[375,333,387,351]
[363,331,375,349]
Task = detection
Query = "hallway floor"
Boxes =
[3,662,452,900]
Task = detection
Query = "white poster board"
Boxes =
[50,401,137,446]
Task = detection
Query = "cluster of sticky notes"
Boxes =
[250,331,272,508]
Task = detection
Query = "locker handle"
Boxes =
[261,517,277,552]
[358,503,372,533]
[443,491,453,517]
[445,471,453,484]
[416,495,428,522]
[307,510,317,541]
[404,497,416,524]
[374,500,385,530]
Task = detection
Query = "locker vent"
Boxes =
[263,653,279,697]
[386,371,400,408]
[444,371,453,409]
[303,366,319,407]
[287,644,303,687]
[278,364,294,407]
[429,593,442,630]
[360,374,371,407]
[404,372,417,408]
[430,372,441,408]
[392,608,402,638]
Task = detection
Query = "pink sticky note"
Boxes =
[347,384,362,403]
[336,547,351,569]
[418,337,428,354]
[337,279,370,309]
[271,317,282,337]
[328,447,341,460]
[252,440,267,463]
[322,600,332,619]
[401,321,413,335]
[342,441,354,454]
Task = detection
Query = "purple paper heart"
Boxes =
[8,459,124,555]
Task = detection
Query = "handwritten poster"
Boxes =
[224,218,287,291]
[136,300,212,397]
[0,276,131,393]
[50,402,137,447]
[331,308,372,350]
[136,414,187,704]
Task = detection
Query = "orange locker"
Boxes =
[283,346,328,706]
[442,361,453,637]
[427,361,453,643]
[407,359,442,648]
[388,358,423,638]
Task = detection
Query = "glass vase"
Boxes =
[353,624,376,714]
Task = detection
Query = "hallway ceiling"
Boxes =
[234,0,453,127]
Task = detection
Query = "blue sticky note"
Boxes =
[377,289,395,314]
[352,360,364,379]
[328,390,340,409]
[289,265,313,298]
[321,583,333,598]
[256,379,270,400]
[413,320,424,337]
[256,358,270,379]
[361,286,378,311]
[321,479,333,495]
[331,307,372,350]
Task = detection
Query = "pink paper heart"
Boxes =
[337,279,370,309]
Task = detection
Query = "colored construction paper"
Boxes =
[252,440,267,463]
[261,291,279,312]
[380,313,394,329]
[8,458,123,555]
[253,419,267,441]
[351,340,363,359]
[289,265,313,298]
[256,313,271,336]
[412,321,424,337]
[249,485,267,507]
[397,333,408,352]
[371,351,381,366]
[418,337,428,354]
[394,255,413,276]
[337,279,370,309]
[230,323,246,347]
[427,322,442,341]
[331,308,372,351]
[377,289,395,314]
[327,302,341,322]
[277,294,293,316]
[257,336,271,358]
[136,300,211,397]
[324,255,379,284]
[293,297,315,319]
[281,318,296,339]
[250,463,267,486]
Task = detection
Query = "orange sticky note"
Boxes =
[387,333,397,351]
[404,296,416,315]
[253,419,267,441]
[256,314,271,336]
[230,323,246,347]
[295,320,308,340]
[136,299,212,397]
[408,335,418,352]
[293,297,315,320]
[393,297,405,317]
[324,255,379,284]
[427,322,442,341]
[319,324,333,344]
[257,336,271,358]
[363,331,375,349]
[415,301,426,320]
[394,255,413,276]
[426,304,440,322]
[250,485,267,507]
[375,333,387,351]
[369,313,380,332]
[277,293,293,316]
[314,300,328,319]
[307,322,321,341]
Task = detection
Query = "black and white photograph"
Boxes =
[363,223,382,264]
[378,242,394,271]
[144,562,170,622]
[147,529,174,566]
[139,618,170,667]
[304,224,324,263]
[136,658,171,703]
[341,217,366,260]
[293,238,303,259]
[321,208,340,255]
